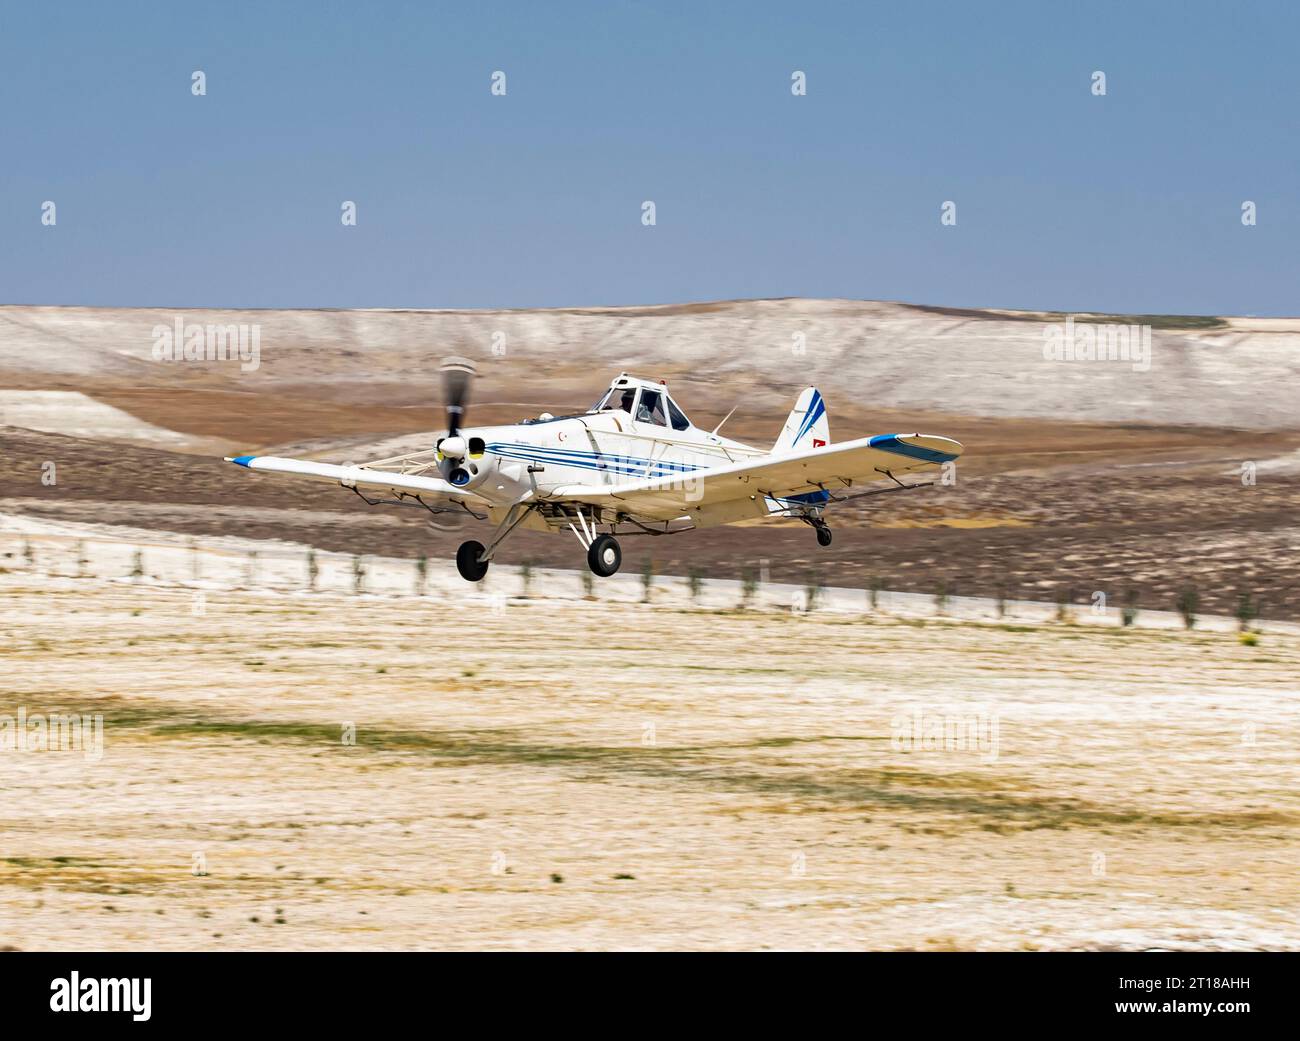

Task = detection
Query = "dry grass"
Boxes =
[2,575,1297,950]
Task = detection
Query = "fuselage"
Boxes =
[430,372,840,531]
[452,409,763,528]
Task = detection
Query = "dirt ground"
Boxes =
[1,574,1295,951]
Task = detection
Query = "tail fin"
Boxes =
[772,387,829,454]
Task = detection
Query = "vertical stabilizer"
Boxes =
[772,387,829,454]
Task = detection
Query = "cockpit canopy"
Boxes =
[589,374,692,431]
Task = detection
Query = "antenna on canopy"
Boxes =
[711,404,739,436]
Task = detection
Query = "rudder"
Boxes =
[773,387,829,454]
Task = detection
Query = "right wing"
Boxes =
[545,433,962,520]
[225,453,489,505]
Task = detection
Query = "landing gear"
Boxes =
[562,505,622,578]
[814,523,833,547]
[587,533,622,577]
[456,540,490,582]
[453,501,537,582]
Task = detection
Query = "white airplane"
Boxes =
[225,361,963,582]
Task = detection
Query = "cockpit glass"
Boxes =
[590,387,626,412]
[666,397,690,431]
[590,383,682,425]
[637,389,668,426]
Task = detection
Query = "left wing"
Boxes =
[225,453,489,505]
[545,433,961,520]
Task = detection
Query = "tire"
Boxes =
[456,540,490,582]
[816,526,833,547]
[587,534,622,577]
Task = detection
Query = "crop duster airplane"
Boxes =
[225,361,963,582]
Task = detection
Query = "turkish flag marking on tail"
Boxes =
[812,438,826,448]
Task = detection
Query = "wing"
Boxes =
[546,433,962,520]
[225,451,489,505]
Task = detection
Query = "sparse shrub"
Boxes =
[805,573,822,613]
[23,540,34,568]
[414,555,427,596]
[1235,590,1258,633]
[995,584,1007,618]
[131,548,144,581]
[1121,589,1138,627]
[869,576,882,610]
[521,559,534,598]
[1054,588,1072,623]
[306,549,319,591]
[244,550,259,588]
[640,558,654,603]
[352,555,365,595]
[1176,587,1198,630]
[581,569,594,599]
[934,580,949,615]
[688,567,703,603]
[1239,632,1259,647]
[740,567,757,610]
[77,540,88,578]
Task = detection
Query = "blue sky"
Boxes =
[2,1,1296,314]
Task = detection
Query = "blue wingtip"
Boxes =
[230,455,256,467]
[868,434,958,464]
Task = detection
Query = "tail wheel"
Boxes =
[816,525,833,547]
[456,540,490,582]
[587,534,622,577]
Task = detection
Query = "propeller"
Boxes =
[441,356,474,439]
[437,357,477,486]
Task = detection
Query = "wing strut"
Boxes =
[479,498,538,563]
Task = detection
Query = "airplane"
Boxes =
[225,361,963,582]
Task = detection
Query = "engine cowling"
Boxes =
[438,435,491,488]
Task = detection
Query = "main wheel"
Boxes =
[587,533,622,577]
[455,540,490,582]
[816,525,833,547]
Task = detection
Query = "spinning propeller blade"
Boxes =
[440,357,475,438]
[437,357,478,486]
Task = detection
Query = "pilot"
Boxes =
[616,390,635,413]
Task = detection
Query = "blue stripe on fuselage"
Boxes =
[486,441,704,478]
